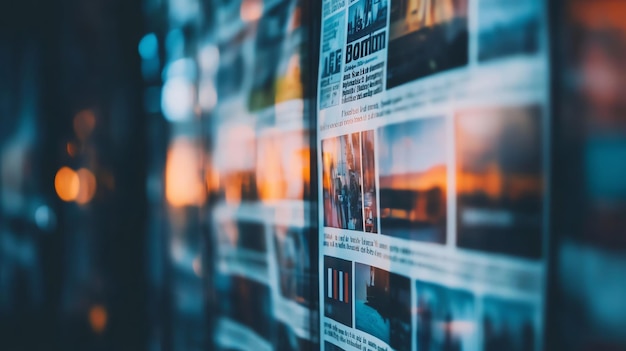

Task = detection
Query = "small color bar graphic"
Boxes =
[327,268,349,303]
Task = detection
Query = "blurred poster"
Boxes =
[249,0,297,111]
[316,0,548,350]
[207,0,316,350]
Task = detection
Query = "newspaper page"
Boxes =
[317,0,549,350]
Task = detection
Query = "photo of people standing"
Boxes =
[361,130,379,233]
[322,133,364,231]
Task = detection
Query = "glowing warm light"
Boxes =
[406,0,457,30]
[241,0,263,22]
[456,109,543,200]
[55,167,80,202]
[286,145,309,199]
[256,132,308,201]
[76,168,97,205]
[88,305,108,334]
[457,168,542,200]
[379,164,447,191]
[74,110,96,141]
[223,174,243,204]
[215,124,256,204]
[165,138,206,207]
[299,147,311,192]
[572,1,626,31]
[257,135,284,200]
[206,166,220,192]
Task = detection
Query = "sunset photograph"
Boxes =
[377,118,447,243]
[456,106,543,258]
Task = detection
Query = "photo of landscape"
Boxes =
[377,117,447,243]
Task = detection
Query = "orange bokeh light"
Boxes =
[241,0,263,22]
[55,167,80,202]
[206,165,220,193]
[88,305,108,334]
[572,1,626,31]
[215,124,255,204]
[165,138,206,207]
[76,168,97,205]
[256,131,308,202]
[257,135,284,201]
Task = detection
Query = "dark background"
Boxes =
[0,0,151,350]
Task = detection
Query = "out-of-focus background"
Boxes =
[1,0,316,350]
[1,0,153,349]
[0,0,625,350]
